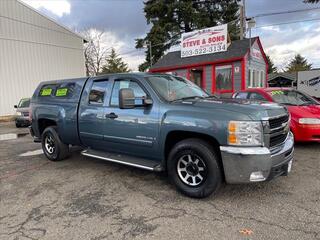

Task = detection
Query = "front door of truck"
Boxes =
[102,77,160,160]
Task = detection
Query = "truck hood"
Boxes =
[174,98,287,120]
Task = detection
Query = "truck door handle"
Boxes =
[105,112,118,119]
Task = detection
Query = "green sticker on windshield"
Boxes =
[270,90,284,96]
[56,88,68,97]
[41,88,52,96]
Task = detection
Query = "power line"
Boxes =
[120,48,144,56]
[254,17,320,28]
[253,7,320,18]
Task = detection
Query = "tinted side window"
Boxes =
[235,92,248,99]
[110,80,147,106]
[249,92,266,101]
[39,85,57,97]
[89,80,108,104]
[55,83,75,98]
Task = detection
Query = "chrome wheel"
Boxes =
[45,134,55,154]
[177,154,207,186]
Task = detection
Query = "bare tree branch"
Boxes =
[82,29,110,76]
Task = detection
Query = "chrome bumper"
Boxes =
[220,132,294,184]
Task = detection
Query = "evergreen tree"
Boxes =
[285,54,312,72]
[100,48,130,74]
[136,0,240,71]
[266,55,277,73]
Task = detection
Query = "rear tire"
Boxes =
[41,126,69,161]
[167,138,222,198]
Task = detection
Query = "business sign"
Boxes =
[298,70,320,98]
[181,24,228,58]
[301,76,320,87]
[251,48,262,60]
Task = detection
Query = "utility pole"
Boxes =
[239,0,246,40]
[149,41,152,67]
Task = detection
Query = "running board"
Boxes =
[81,149,163,172]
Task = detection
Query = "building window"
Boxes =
[247,69,265,88]
[248,69,253,88]
[260,71,265,87]
[216,65,232,92]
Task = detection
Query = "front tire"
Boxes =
[41,126,69,161]
[167,138,222,198]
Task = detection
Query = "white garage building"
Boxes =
[0,0,86,116]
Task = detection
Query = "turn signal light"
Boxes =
[228,122,237,133]
[228,134,237,144]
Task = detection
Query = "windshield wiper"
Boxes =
[282,103,298,106]
[204,95,217,99]
[298,102,314,106]
[171,96,204,102]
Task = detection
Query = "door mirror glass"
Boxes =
[143,98,153,106]
[14,105,18,108]
[119,88,135,109]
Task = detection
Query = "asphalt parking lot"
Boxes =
[0,122,319,240]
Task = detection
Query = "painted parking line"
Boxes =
[19,149,43,157]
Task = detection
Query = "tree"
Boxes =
[266,55,277,73]
[136,0,240,71]
[285,54,312,72]
[83,29,109,76]
[100,48,130,74]
[303,0,319,3]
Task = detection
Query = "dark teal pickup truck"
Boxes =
[30,73,294,198]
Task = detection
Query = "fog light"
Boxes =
[250,171,266,182]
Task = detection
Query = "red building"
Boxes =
[150,37,268,97]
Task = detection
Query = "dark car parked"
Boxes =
[14,98,31,128]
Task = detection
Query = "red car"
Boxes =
[232,88,320,143]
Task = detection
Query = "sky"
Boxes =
[21,0,320,71]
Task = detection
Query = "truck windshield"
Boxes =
[146,75,209,102]
[269,90,319,106]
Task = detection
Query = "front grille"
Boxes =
[270,133,288,148]
[22,112,29,117]
[269,115,289,129]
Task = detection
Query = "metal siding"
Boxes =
[204,65,212,93]
[246,40,267,88]
[0,0,85,116]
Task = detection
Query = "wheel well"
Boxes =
[38,119,57,135]
[164,131,224,180]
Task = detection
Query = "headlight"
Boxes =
[228,121,263,146]
[298,118,320,125]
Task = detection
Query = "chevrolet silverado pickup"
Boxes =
[30,73,294,198]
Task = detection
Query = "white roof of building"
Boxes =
[17,0,87,42]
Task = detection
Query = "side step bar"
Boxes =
[81,149,163,172]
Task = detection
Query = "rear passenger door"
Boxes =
[78,78,110,149]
